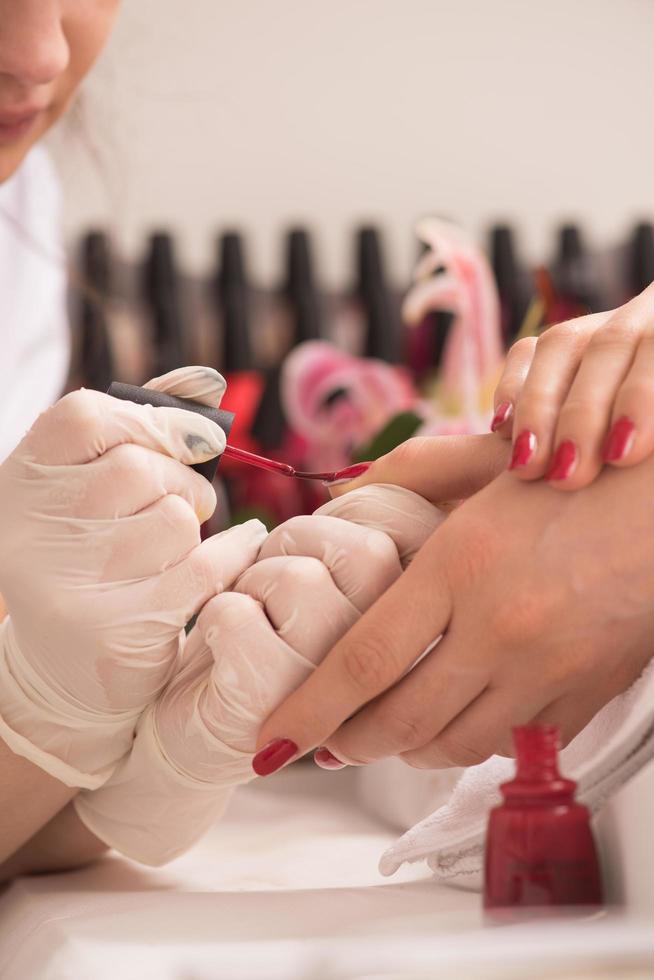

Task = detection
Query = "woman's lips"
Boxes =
[0,108,44,145]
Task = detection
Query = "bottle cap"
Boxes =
[216,232,253,373]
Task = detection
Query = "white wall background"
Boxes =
[48,0,654,287]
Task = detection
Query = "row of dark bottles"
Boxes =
[71,225,403,393]
[72,220,654,396]
[491,221,654,342]
[72,220,654,531]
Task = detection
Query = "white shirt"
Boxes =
[0,146,69,462]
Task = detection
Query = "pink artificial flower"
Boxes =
[403,218,504,433]
[281,340,419,470]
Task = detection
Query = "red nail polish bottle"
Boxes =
[484,725,603,914]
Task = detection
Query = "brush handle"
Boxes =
[106,382,235,482]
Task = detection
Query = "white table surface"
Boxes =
[1,764,654,980]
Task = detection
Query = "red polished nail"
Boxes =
[252,738,298,777]
[546,440,578,481]
[323,462,371,486]
[508,430,536,469]
[603,417,636,462]
[490,401,513,432]
[314,747,347,770]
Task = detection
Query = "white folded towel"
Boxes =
[379,658,654,890]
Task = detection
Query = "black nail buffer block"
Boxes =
[107,381,235,482]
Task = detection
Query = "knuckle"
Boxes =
[385,436,424,470]
[110,441,150,477]
[587,317,637,352]
[535,323,566,350]
[435,732,491,768]
[507,335,537,360]
[380,708,432,752]
[277,555,328,590]
[342,631,393,694]
[556,397,598,430]
[265,516,307,555]
[536,319,588,352]
[187,545,220,594]
[201,591,255,638]
[57,388,102,435]
[159,492,197,534]
[360,528,400,570]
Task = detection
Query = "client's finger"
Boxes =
[327,435,510,505]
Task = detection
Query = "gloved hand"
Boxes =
[0,366,265,789]
[74,484,445,865]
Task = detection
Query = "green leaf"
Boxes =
[352,411,423,462]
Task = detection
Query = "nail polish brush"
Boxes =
[107,382,369,485]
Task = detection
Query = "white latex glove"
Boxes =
[74,484,445,865]
[0,366,265,789]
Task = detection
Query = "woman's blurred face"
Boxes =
[0,1,120,183]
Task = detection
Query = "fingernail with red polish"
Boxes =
[508,430,537,469]
[546,440,578,481]
[314,747,347,770]
[252,739,298,777]
[603,417,636,462]
[490,401,513,432]
[324,462,371,487]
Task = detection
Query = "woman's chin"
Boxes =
[0,143,34,184]
[0,116,53,184]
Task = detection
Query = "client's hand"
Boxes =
[492,282,654,489]
[74,485,444,865]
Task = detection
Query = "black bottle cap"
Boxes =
[106,381,235,483]
[354,226,401,362]
[553,223,601,312]
[250,364,286,450]
[283,228,322,343]
[285,229,315,296]
[490,225,517,297]
[558,224,586,265]
[83,231,111,294]
[629,222,654,295]
[77,231,114,391]
[357,226,385,297]
[143,231,186,374]
[489,223,535,342]
[216,232,253,373]
[144,232,176,304]
[219,232,246,290]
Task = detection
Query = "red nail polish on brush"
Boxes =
[323,462,371,486]
[484,725,603,914]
